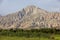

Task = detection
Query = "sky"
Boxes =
[0,0,60,15]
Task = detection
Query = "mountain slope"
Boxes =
[0,5,60,30]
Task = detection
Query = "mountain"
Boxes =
[0,5,60,30]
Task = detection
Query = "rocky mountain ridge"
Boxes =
[0,5,60,30]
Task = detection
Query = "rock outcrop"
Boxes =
[0,5,60,30]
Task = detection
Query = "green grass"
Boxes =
[0,36,49,40]
[0,35,60,40]
[55,35,60,40]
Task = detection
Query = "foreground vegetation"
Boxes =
[0,28,60,40]
[0,36,50,40]
[0,35,60,40]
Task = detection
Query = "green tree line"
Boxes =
[0,28,60,38]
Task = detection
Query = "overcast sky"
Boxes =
[0,0,60,15]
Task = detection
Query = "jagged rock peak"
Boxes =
[21,5,47,15]
[24,5,43,11]
[24,5,48,13]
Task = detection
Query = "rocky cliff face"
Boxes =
[0,5,60,30]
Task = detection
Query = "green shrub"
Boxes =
[0,28,60,37]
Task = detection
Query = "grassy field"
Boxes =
[0,35,60,40]
[0,36,48,40]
